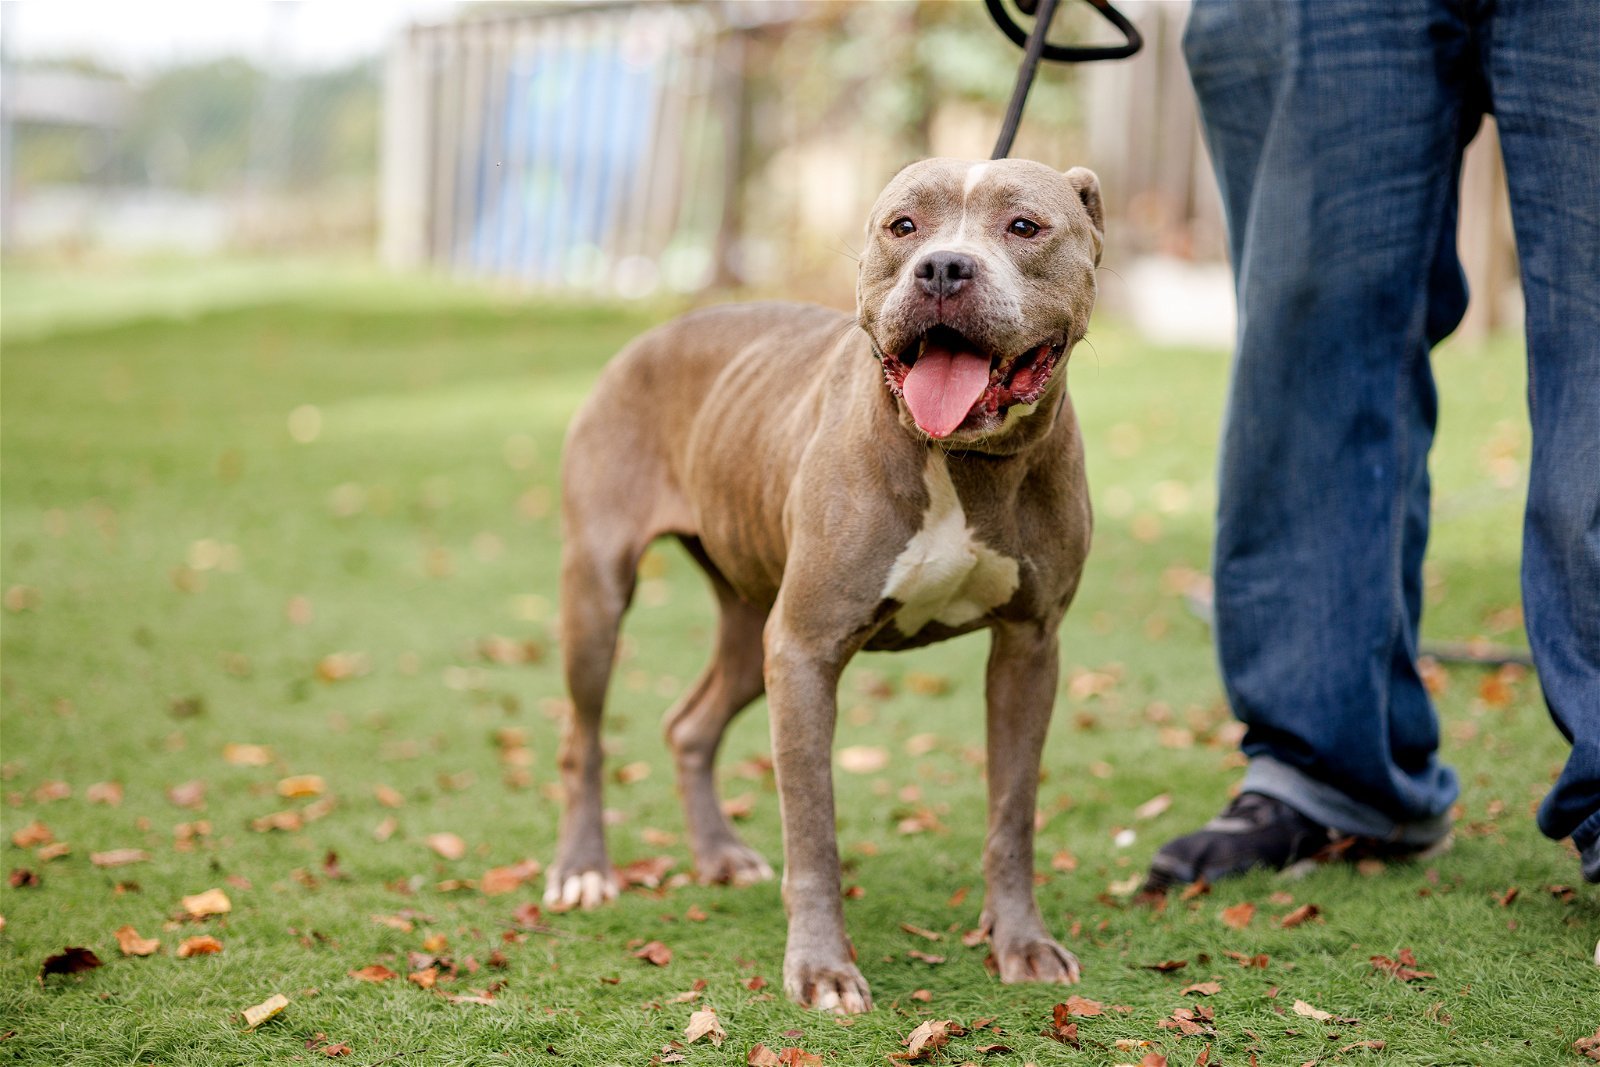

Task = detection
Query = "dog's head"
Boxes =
[856,158,1103,445]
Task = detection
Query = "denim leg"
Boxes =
[1184,0,1481,835]
[1486,0,1600,856]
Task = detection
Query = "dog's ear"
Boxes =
[1064,167,1104,264]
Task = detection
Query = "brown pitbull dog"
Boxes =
[548,157,1103,1013]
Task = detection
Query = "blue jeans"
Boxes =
[1185,0,1600,862]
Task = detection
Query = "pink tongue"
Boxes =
[901,344,992,438]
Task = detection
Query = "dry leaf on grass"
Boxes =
[277,774,324,799]
[1279,903,1322,928]
[85,781,124,806]
[114,925,160,956]
[1369,947,1435,982]
[408,967,438,989]
[1291,999,1357,1024]
[90,848,149,868]
[167,780,206,809]
[1158,1004,1215,1037]
[1180,981,1222,996]
[838,746,889,774]
[1042,1006,1079,1047]
[181,888,232,917]
[617,855,675,889]
[749,1047,822,1067]
[424,833,467,861]
[899,922,943,941]
[39,946,102,984]
[224,743,274,766]
[480,858,541,896]
[1220,901,1256,929]
[1057,994,1105,1017]
[1575,1026,1600,1062]
[895,1019,961,1061]
[240,993,289,1029]
[11,820,53,848]
[374,784,405,808]
[177,935,224,958]
[1134,793,1173,820]
[348,964,398,982]
[634,941,673,966]
[685,1007,726,1047]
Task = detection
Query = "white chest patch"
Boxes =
[880,453,1020,635]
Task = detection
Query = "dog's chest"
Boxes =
[880,454,1020,635]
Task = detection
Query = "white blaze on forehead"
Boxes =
[953,162,992,244]
[881,452,1020,635]
[963,162,991,199]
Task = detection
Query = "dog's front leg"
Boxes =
[765,613,872,1014]
[980,618,1080,984]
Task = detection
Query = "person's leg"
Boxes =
[1485,0,1600,883]
[1153,0,1482,884]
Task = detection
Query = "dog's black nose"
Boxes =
[914,251,977,298]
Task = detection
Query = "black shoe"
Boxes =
[1142,792,1333,892]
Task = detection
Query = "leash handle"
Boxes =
[988,0,1143,160]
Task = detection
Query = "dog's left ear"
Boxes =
[1064,167,1104,264]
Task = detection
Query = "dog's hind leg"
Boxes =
[544,499,646,911]
[665,536,774,886]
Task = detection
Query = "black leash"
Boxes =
[987,0,1142,160]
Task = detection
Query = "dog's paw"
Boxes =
[542,866,618,911]
[784,956,873,1014]
[694,839,774,887]
[991,935,1081,985]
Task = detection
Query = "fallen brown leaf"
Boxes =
[167,780,206,809]
[278,774,325,799]
[1143,959,1189,972]
[177,935,224,958]
[634,940,673,966]
[348,964,398,982]
[90,848,149,868]
[114,925,161,956]
[181,887,232,917]
[1279,903,1322,928]
[1220,901,1256,929]
[424,832,467,861]
[85,781,124,806]
[39,946,102,984]
[747,1045,781,1066]
[899,922,943,941]
[1134,793,1173,820]
[1575,1026,1600,1062]
[1057,994,1105,1017]
[685,1007,726,1047]
[408,967,439,989]
[1181,981,1222,996]
[240,993,289,1029]
[838,746,890,774]
[617,855,675,888]
[11,820,53,848]
[224,743,274,766]
[1369,947,1435,983]
[896,1019,959,1061]
[1157,1004,1215,1037]
[480,858,541,895]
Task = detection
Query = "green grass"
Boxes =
[1,261,1595,1066]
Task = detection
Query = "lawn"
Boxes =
[1,260,1595,1066]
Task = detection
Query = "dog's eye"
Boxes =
[888,217,917,238]
[1008,218,1041,238]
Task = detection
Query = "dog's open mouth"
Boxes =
[880,325,1063,438]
